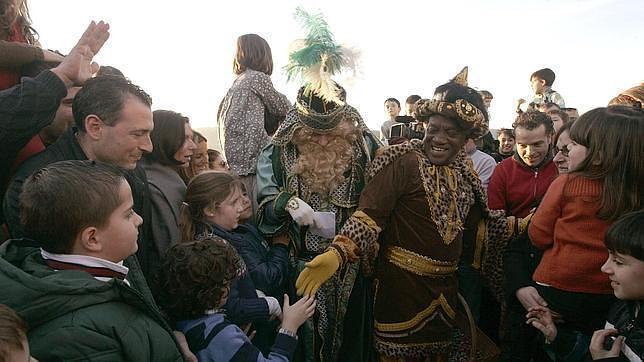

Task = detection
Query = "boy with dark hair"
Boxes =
[0,160,183,361]
[155,237,316,361]
[405,94,422,118]
[516,68,566,112]
[527,210,644,361]
[380,97,401,143]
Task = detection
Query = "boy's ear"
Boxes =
[77,226,103,253]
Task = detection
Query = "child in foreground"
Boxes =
[528,210,644,361]
[155,237,316,361]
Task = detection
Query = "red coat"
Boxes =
[487,155,557,218]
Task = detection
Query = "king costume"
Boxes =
[256,88,380,361]
[257,8,381,361]
[296,68,523,361]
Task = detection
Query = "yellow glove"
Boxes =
[519,212,534,234]
[295,250,340,297]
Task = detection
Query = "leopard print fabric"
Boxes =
[365,140,513,302]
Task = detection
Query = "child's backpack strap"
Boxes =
[184,317,232,353]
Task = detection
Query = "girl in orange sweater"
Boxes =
[529,105,644,335]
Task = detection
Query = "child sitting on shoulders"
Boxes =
[155,237,315,361]
[528,210,644,361]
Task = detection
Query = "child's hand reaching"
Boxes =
[590,329,623,360]
[526,305,558,344]
[281,294,316,333]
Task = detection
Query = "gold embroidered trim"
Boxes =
[472,220,487,269]
[385,246,457,277]
[353,210,382,233]
[374,293,456,333]
[417,155,464,245]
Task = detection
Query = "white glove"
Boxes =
[263,296,282,319]
[285,197,316,226]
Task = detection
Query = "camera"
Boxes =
[390,116,425,140]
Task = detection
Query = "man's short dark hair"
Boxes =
[530,68,556,86]
[512,111,554,135]
[72,75,152,131]
[384,98,400,107]
[406,94,421,105]
[604,210,644,262]
[95,65,125,78]
[154,237,238,323]
[20,160,126,254]
[0,304,27,360]
[145,110,190,166]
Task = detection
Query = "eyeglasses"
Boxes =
[554,146,570,157]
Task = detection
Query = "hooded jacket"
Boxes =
[0,239,183,362]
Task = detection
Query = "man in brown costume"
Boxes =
[296,68,524,361]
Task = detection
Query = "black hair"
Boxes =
[72,75,152,131]
[604,210,644,261]
[531,68,556,86]
[384,98,400,107]
[96,65,125,78]
[406,94,421,105]
[154,237,238,323]
[512,111,555,135]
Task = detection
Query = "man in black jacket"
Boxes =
[3,75,158,281]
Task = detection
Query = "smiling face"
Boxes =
[602,251,644,300]
[92,96,154,170]
[515,124,552,167]
[191,140,209,174]
[498,133,515,155]
[173,123,197,166]
[553,130,571,174]
[423,115,468,166]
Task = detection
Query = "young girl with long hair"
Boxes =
[529,105,644,337]
[179,171,290,352]
[217,34,291,213]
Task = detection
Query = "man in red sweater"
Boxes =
[488,111,557,218]
[489,110,557,361]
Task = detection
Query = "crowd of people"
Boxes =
[1,3,644,362]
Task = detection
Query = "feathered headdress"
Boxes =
[285,7,358,105]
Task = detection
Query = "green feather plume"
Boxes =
[285,7,353,104]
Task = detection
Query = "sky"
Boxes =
[30,0,643,148]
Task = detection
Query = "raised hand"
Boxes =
[51,21,110,87]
